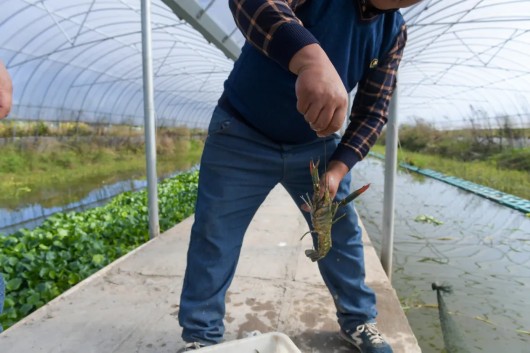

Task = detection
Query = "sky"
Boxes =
[2,0,530,129]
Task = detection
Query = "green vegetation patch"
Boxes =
[0,170,199,330]
[414,215,444,226]
[371,145,530,200]
[0,138,204,208]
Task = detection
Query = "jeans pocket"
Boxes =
[207,107,235,137]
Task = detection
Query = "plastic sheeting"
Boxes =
[2,0,234,128]
[2,0,530,129]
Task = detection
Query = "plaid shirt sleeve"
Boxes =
[330,23,408,170]
[228,0,319,70]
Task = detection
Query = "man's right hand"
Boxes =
[289,44,348,138]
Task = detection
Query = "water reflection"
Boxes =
[353,158,530,352]
[0,160,200,235]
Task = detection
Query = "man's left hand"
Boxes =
[301,160,349,212]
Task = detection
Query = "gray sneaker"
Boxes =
[339,322,393,353]
[177,342,207,352]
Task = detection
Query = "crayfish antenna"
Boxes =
[300,195,312,211]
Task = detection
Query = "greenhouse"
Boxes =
[1,1,530,352]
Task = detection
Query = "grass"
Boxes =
[0,137,204,208]
[0,120,208,140]
[371,145,530,200]
[379,120,530,173]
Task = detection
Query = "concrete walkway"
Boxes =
[0,186,420,353]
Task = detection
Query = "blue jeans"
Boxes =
[0,274,4,333]
[178,106,377,345]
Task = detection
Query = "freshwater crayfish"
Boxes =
[300,158,370,262]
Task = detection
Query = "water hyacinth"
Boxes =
[0,171,199,330]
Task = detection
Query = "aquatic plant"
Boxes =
[414,215,444,226]
[0,171,199,330]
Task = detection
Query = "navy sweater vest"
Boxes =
[221,0,404,144]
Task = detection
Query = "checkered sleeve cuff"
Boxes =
[267,22,320,70]
[330,144,362,171]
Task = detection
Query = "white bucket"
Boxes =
[198,332,301,353]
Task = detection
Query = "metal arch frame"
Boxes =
[3,0,530,272]
[395,2,530,125]
[3,1,233,128]
[161,0,241,61]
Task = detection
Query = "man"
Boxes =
[178,0,422,352]
[0,59,12,333]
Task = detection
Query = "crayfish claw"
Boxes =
[305,249,323,262]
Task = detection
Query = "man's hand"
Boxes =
[0,60,13,120]
[289,44,348,138]
[301,160,349,212]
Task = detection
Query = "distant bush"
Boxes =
[377,118,530,173]
[0,121,207,140]
[0,137,204,177]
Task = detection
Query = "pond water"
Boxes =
[0,160,200,236]
[353,158,530,352]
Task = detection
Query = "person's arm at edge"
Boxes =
[0,60,13,120]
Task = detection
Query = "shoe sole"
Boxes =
[338,330,362,352]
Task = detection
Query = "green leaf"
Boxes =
[92,254,105,265]
[4,297,15,308]
[39,268,49,278]
[49,271,56,279]
[68,273,81,285]
[36,283,47,293]
[19,304,33,316]
[57,229,68,237]
[14,243,27,253]
[6,278,23,291]
[418,257,446,264]
[53,240,65,248]
[23,253,35,261]
[46,251,57,261]
[3,307,18,319]
[27,293,41,305]
[21,271,32,279]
